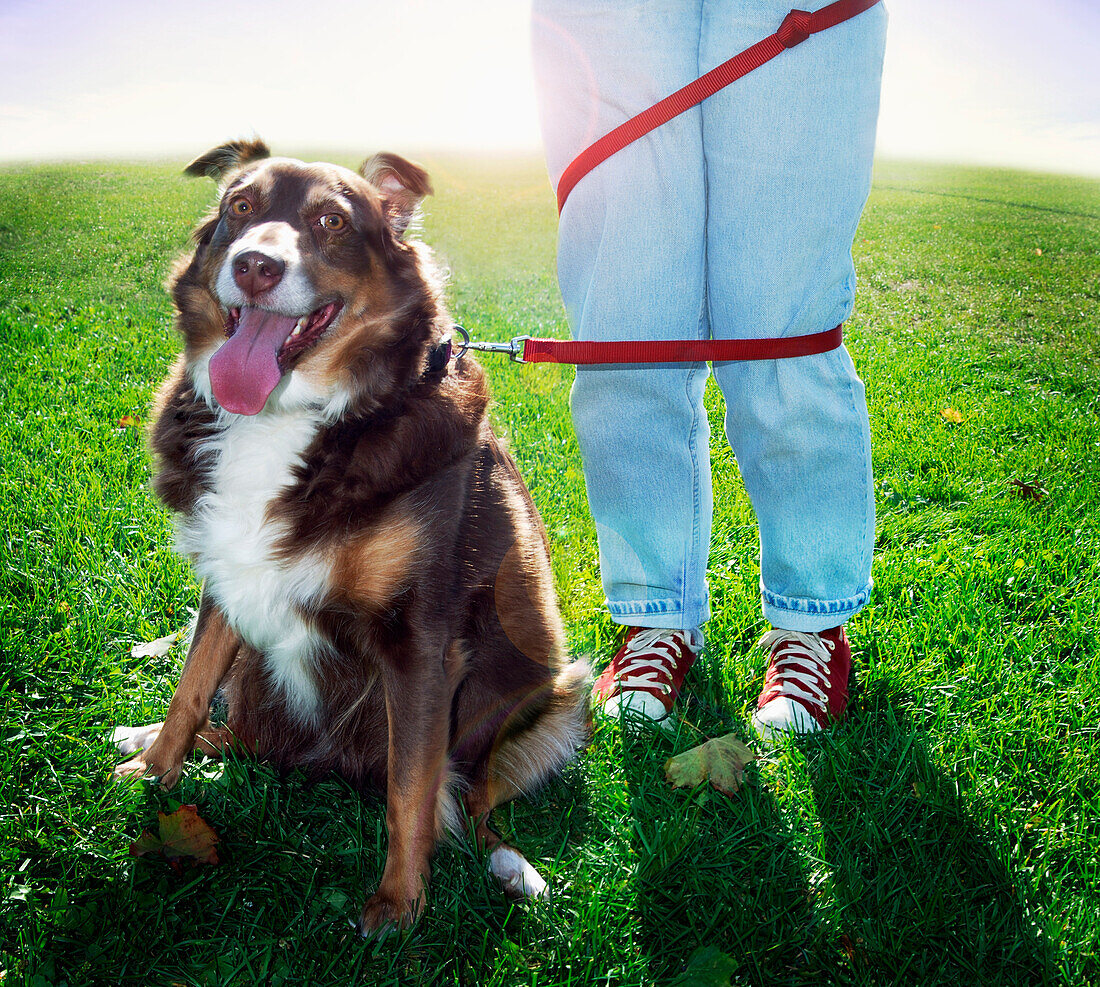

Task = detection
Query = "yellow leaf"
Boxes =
[665,732,755,797]
[941,408,963,423]
[1034,248,1042,256]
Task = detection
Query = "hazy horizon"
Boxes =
[2,0,1098,179]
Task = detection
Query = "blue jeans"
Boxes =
[532,0,887,634]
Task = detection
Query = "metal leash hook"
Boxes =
[452,325,530,364]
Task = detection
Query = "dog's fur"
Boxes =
[112,140,589,933]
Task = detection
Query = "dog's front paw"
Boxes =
[355,888,426,938]
[112,755,183,790]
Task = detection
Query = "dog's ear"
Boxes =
[184,139,271,180]
[359,153,433,238]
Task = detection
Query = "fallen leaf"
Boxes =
[838,934,865,963]
[670,945,738,986]
[940,408,963,424]
[665,733,755,797]
[131,804,220,872]
[1034,248,1042,256]
[130,631,181,658]
[117,415,140,428]
[1008,478,1047,501]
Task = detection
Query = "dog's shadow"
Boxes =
[56,748,583,987]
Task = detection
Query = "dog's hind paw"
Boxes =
[489,845,549,900]
[112,723,163,756]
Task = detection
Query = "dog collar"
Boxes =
[424,338,453,378]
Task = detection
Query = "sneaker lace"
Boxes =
[613,628,688,695]
[759,629,836,710]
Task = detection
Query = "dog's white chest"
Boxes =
[177,412,330,720]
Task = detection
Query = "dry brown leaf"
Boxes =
[839,933,865,963]
[1008,478,1047,502]
[117,416,140,428]
[665,732,755,797]
[940,408,963,424]
[131,804,220,872]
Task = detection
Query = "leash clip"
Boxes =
[453,325,530,364]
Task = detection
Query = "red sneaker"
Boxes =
[592,627,701,729]
[751,626,852,741]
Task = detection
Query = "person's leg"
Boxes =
[532,0,712,633]
[699,0,887,733]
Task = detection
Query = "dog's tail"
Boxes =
[435,658,591,841]
[487,658,592,805]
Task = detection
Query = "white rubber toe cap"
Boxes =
[751,697,821,742]
[602,689,674,732]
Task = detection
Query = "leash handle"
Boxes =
[556,0,882,212]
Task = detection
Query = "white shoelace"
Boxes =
[759,629,836,709]
[615,627,692,694]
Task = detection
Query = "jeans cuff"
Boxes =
[607,597,710,631]
[760,580,872,633]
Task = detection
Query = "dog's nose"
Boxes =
[232,250,285,298]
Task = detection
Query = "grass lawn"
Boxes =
[1,153,1098,986]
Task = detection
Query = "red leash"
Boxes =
[454,324,842,364]
[462,0,879,368]
[557,0,883,213]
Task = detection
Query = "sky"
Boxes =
[0,0,1098,177]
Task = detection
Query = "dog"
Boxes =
[112,139,589,934]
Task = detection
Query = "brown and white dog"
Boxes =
[112,140,589,934]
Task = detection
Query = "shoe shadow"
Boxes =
[620,723,841,985]
[805,680,1059,985]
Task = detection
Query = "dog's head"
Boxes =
[172,139,444,418]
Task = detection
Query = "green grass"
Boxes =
[1,153,1099,986]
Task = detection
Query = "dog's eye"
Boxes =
[230,199,252,216]
[319,214,346,231]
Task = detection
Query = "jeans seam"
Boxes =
[686,1,709,628]
[684,364,703,623]
[843,344,874,585]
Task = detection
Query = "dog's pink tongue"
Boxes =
[209,307,297,415]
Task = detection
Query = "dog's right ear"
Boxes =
[184,139,271,180]
[359,153,433,238]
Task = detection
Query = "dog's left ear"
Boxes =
[184,139,271,181]
[359,153,433,238]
